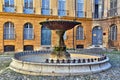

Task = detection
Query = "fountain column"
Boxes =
[50,30,70,60]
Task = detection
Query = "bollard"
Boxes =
[87,59,90,63]
[45,59,49,63]
[83,59,86,63]
[62,59,65,63]
[91,58,94,62]
[78,59,81,63]
[56,59,60,63]
[72,59,76,63]
[67,59,71,63]
[51,59,54,63]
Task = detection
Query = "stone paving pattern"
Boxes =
[0,51,120,80]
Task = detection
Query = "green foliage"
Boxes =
[54,47,66,51]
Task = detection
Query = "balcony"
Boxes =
[107,8,118,17]
[58,10,69,16]
[3,5,16,12]
[23,7,35,14]
[41,8,52,15]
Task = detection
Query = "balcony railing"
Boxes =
[76,11,85,18]
[23,7,35,14]
[58,9,69,16]
[3,5,16,12]
[41,8,52,15]
[107,8,118,17]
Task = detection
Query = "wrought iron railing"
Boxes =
[3,5,16,12]
[58,9,69,16]
[23,7,35,13]
[41,8,53,15]
[107,8,118,17]
[75,11,85,18]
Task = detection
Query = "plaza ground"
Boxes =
[0,50,120,80]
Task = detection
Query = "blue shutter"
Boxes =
[58,0,66,16]
[24,0,34,14]
[92,27,103,45]
[41,26,51,45]
[4,0,15,12]
[41,0,50,15]
[76,0,84,17]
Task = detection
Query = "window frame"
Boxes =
[24,23,34,40]
[76,26,84,40]
[4,22,15,40]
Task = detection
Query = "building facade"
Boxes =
[0,0,119,52]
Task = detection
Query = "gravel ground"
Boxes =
[0,51,120,80]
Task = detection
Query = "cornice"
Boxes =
[0,12,92,21]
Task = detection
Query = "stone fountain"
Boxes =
[40,20,80,60]
[9,20,111,76]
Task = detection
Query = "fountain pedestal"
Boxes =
[50,30,70,60]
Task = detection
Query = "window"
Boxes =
[76,0,84,17]
[94,0,104,18]
[110,25,117,40]
[24,45,33,51]
[76,26,84,40]
[24,23,34,40]
[4,45,15,52]
[58,0,66,16]
[4,0,15,12]
[109,0,117,16]
[24,0,34,14]
[4,22,15,40]
[76,45,84,49]
[41,0,50,15]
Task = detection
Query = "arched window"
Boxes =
[24,23,34,40]
[4,22,15,39]
[58,0,66,16]
[110,25,117,40]
[76,26,84,40]
[76,0,84,17]
[41,26,51,45]
[4,0,15,12]
[41,0,50,15]
[24,0,34,14]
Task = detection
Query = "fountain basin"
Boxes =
[10,50,111,76]
[40,20,81,30]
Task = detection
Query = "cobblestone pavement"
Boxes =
[0,51,120,80]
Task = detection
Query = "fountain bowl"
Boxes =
[40,20,81,30]
[9,50,111,76]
